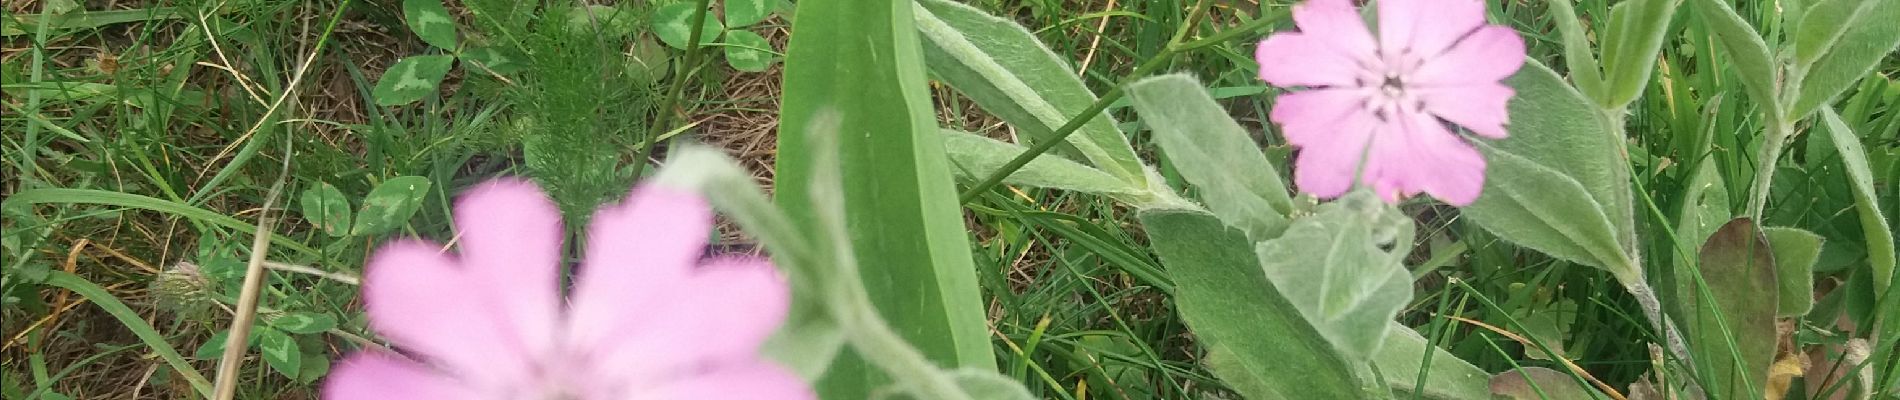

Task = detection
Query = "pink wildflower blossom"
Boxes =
[1256,0,1525,205]
[324,179,812,399]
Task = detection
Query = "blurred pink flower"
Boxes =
[1256,0,1525,206]
[324,179,811,399]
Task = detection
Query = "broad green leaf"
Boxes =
[1490,367,1600,399]
[654,147,844,381]
[256,327,301,380]
[1128,74,1293,238]
[650,3,723,50]
[298,182,351,237]
[913,0,1147,185]
[349,176,432,236]
[371,55,454,106]
[267,312,338,335]
[1763,226,1823,317]
[1375,323,1494,400]
[939,130,1145,200]
[1464,60,1636,281]
[1684,218,1779,400]
[458,45,525,75]
[1789,0,1900,119]
[1545,0,1606,101]
[44,272,212,397]
[1690,0,1785,123]
[776,0,995,396]
[1465,145,1631,279]
[402,0,457,49]
[194,330,235,360]
[1601,0,1682,107]
[1817,108,1895,292]
[1139,209,1369,399]
[1256,192,1412,361]
[1792,0,1877,69]
[296,350,331,384]
[725,0,772,27]
[722,30,774,72]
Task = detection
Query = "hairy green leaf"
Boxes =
[1255,192,1412,361]
[1601,0,1681,107]
[1792,0,1877,69]
[1139,209,1369,399]
[1128,74,1292,238]
[1789,0,1900,119]
[1546,0,1606,101]
[776,0,996,396]
[1685,218,1779,400]
[1764,226,1823,317]
[939,130,1144,199]
[913,0,1147,185]
[1464,60,1636,280]
[1376,323,1495,400]
[1817,108,1895,292]
[1690,0,1785,123]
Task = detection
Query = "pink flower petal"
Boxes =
[1269,89,1372,139]
[1291,0,1379,52]
[1416,84,1515,139]
[1410,26,1526,87]
[584,258,791,383]
[565,185,713,361]
[1289,113,1379,199]
[363,240,534,386]
[1365,111,1487,205]
[323,352,480,400]
[450,179,563,363]
[1256,0,1379,87]
[642,363,816,400]
[1256,33,1367,88]
[1378,0,1487,60]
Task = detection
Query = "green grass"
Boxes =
[3,0,1897,398]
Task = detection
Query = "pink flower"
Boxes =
[324,179,812,399]
[1256,0,1525,206]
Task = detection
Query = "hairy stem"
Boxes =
[1745,122,1792,219]
[1624,278,1696,370]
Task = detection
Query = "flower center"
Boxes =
[1379,74,1406,99]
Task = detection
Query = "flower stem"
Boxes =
[1622,278,1695,368]
[1745,121,1793,219]
[628,0,716,181]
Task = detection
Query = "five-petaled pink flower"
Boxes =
[1256,0,1525,206]
[324,179,812,399]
